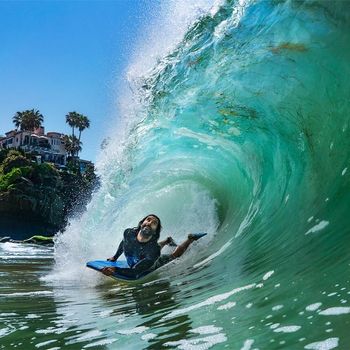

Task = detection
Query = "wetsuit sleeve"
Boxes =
[112,229,128,260]
[112,240,124,260]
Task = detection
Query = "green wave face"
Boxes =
[53,1,350,348]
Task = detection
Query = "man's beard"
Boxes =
[140,226,154,238]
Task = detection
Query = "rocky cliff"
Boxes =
[0,149,98,238]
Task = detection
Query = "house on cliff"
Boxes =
[0,127,67,166]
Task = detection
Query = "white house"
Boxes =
[0,127,67,166]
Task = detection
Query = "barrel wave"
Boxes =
[53,1,350,348]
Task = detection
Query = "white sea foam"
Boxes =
[0,326,16,337]
[128,0,223,79]
[304,337,339,350]
[0,255,51,260]
[83,338,117,348]
[240,339,254,350]
[273,325,301,333]
[75,330,103,341]
[305,221,329,235]
[141,333,157,341]
[306,303,322,311]
[35,327,68,335]
[163,283,255,319]
[217,301,236,310]
[1,242,52,254]
[0,312,18,316]
[190,325,222,334]
[263,270,274,281]
[118,326,148,335]
[272,305,283,311]
[98,310,114,318]
[35,340,57,348]
[0,291,53,297]
[319,307,350,315]
[164,333,227,350]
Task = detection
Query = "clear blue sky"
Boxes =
[0,0,157,162]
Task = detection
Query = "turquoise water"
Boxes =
[1,0,350,349]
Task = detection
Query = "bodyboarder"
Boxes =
[101,214,207,278]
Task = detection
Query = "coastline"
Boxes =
[0,150,99,240]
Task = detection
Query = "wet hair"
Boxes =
[137,214,162,241]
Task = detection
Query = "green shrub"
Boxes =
[1,152,30,174]
[0,168,22,191]
[31,163,61,187]
[20,166,33,178]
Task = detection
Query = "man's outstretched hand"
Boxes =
[101,267,116,276]
[103,257,117,276]
[165,237,177,247]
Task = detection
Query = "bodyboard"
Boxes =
[86,260,151,281]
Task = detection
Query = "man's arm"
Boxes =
[107,229,131,261]
[107,240,124,261]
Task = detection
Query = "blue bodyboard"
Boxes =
[86,260,151,281]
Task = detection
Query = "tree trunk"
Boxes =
[78,131,82,156]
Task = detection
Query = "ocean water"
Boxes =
[1,0,350,349]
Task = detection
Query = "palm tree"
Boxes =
[13,109,44,132]
[13,111,25,130]
[12,109,44,146]
[65,112,80,138]
[62,135,82,158]
[65,112,90,157]
[63,134,83,173]
[76,115,90,154]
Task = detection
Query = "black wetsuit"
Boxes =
[112,228,161,277]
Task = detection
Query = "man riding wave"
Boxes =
[102,214,206,278]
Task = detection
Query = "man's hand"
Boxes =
[101,267,116,276]
[166,237,177,247]
[107,257,116,262]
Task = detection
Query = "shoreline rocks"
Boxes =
[0,149,99,240]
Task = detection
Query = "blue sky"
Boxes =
[0,0,157,162]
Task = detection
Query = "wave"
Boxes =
[51,0,350,347]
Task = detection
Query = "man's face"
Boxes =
[141,215,159,232]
